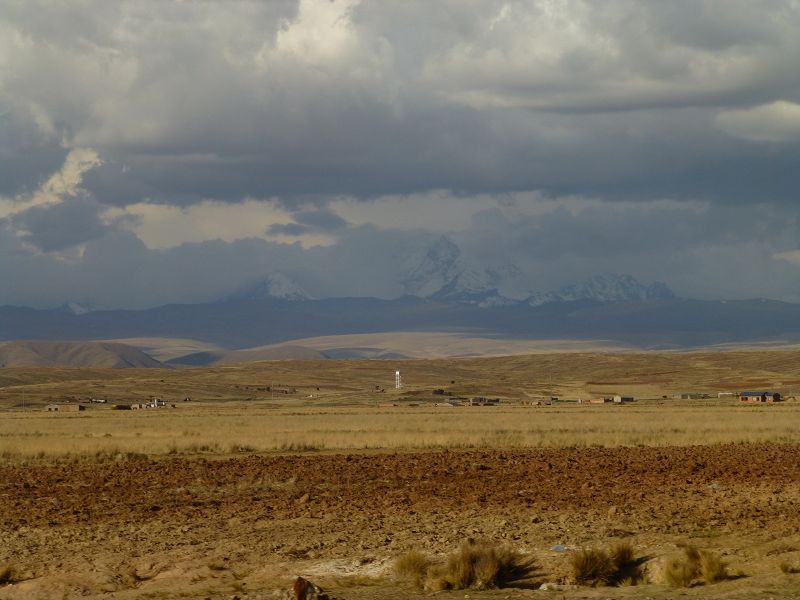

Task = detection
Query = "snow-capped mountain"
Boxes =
[400,236,462,298]
[400,236,517,307]
[527,273,675,306]
[227,272,312,302]
[58,302,95,315]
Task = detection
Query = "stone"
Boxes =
[289,576,328,600]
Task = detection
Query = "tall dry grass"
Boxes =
[665,544,728,587]
[394,540,531,591]
[2,404,800,461]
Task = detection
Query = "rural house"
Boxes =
[739,391,781,404]
[45,403,85,412]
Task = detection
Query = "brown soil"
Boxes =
[2,444,800,598]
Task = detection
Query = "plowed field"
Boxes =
[3,444,800,599]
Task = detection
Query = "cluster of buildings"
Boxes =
[45,397,175,412]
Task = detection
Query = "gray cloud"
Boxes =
[3,1,800,308]
[267,207,349,236]
[4,198,800,309]
[1,1,799,204]
[10,198,117,252]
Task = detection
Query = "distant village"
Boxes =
[34,368,789,413]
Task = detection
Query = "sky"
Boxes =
[3,0,800,308]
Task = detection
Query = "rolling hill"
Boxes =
[0,340,165,368]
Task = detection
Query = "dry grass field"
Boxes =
[3,404,800,459]
[3,351,800,599]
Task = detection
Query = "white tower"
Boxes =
[395,370,402,389]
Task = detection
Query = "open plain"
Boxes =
[2,351,800,598]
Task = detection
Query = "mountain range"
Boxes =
[4,236,800,366]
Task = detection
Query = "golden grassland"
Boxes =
[3,349,800,460]
[3,403,800,461]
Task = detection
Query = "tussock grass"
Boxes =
[779,561,799,574]
[610,540,636,569]
[394,551,431,589]
[207,560,228,571]
[665,544,727,587]
[395,540,531,591]
[665,556,696,588]
[700,550,728,584]
[570,548,616,586]
[0,564,18,585]
[570,541,641,587]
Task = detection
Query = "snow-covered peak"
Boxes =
[528,273,675,306]
[400,237,518,307]
[400,236,462,297]
[229,272,312,302]
[58,302,95,315]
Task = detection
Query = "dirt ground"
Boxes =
[3,444,800,599]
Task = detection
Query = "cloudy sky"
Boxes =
[3,0,800,308]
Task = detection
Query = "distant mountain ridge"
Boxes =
[4,295,800,356]
[527,273,675,307]
[0,340,164,368]
[399,236,673,308]
[226,272,312,302]
[7,234,800,360]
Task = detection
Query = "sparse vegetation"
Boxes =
[2,353,800,599]
[665,556,696,588]
[700,549,728,584]
[5,350,800,460]
[570,541,641,587]
[570,548,616,586]
[665,544,727,587]
[0,564,18,585]
[394,550,431,588]
[610,540,636,571]
[779,561,800,574]
[207,560,228,571]
[395,540,531,591]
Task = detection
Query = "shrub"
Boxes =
[665,556,696,588]
[442,540,528,590]
[396,540,531,591]
[779,561,797,574]
[570,548,616,586]
[610,541,636,569]
[394,551,431,589]
[665,544,727,587]
[699,551,727,584]
[570,542,643,587]
[0,564,17,585]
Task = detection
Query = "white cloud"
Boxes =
[715,101,800,142]
[272,0,360,65]
[0,147,101,219]
[107,198,335,249]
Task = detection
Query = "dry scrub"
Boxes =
[780,561,800,574]
[0,564,19,585]
[394,539,531,591]
[570,541,640,586]
[665,544,728,587]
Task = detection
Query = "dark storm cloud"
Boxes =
[9,198,130,252]
[4,1,800,308]
[2,0,799,204]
